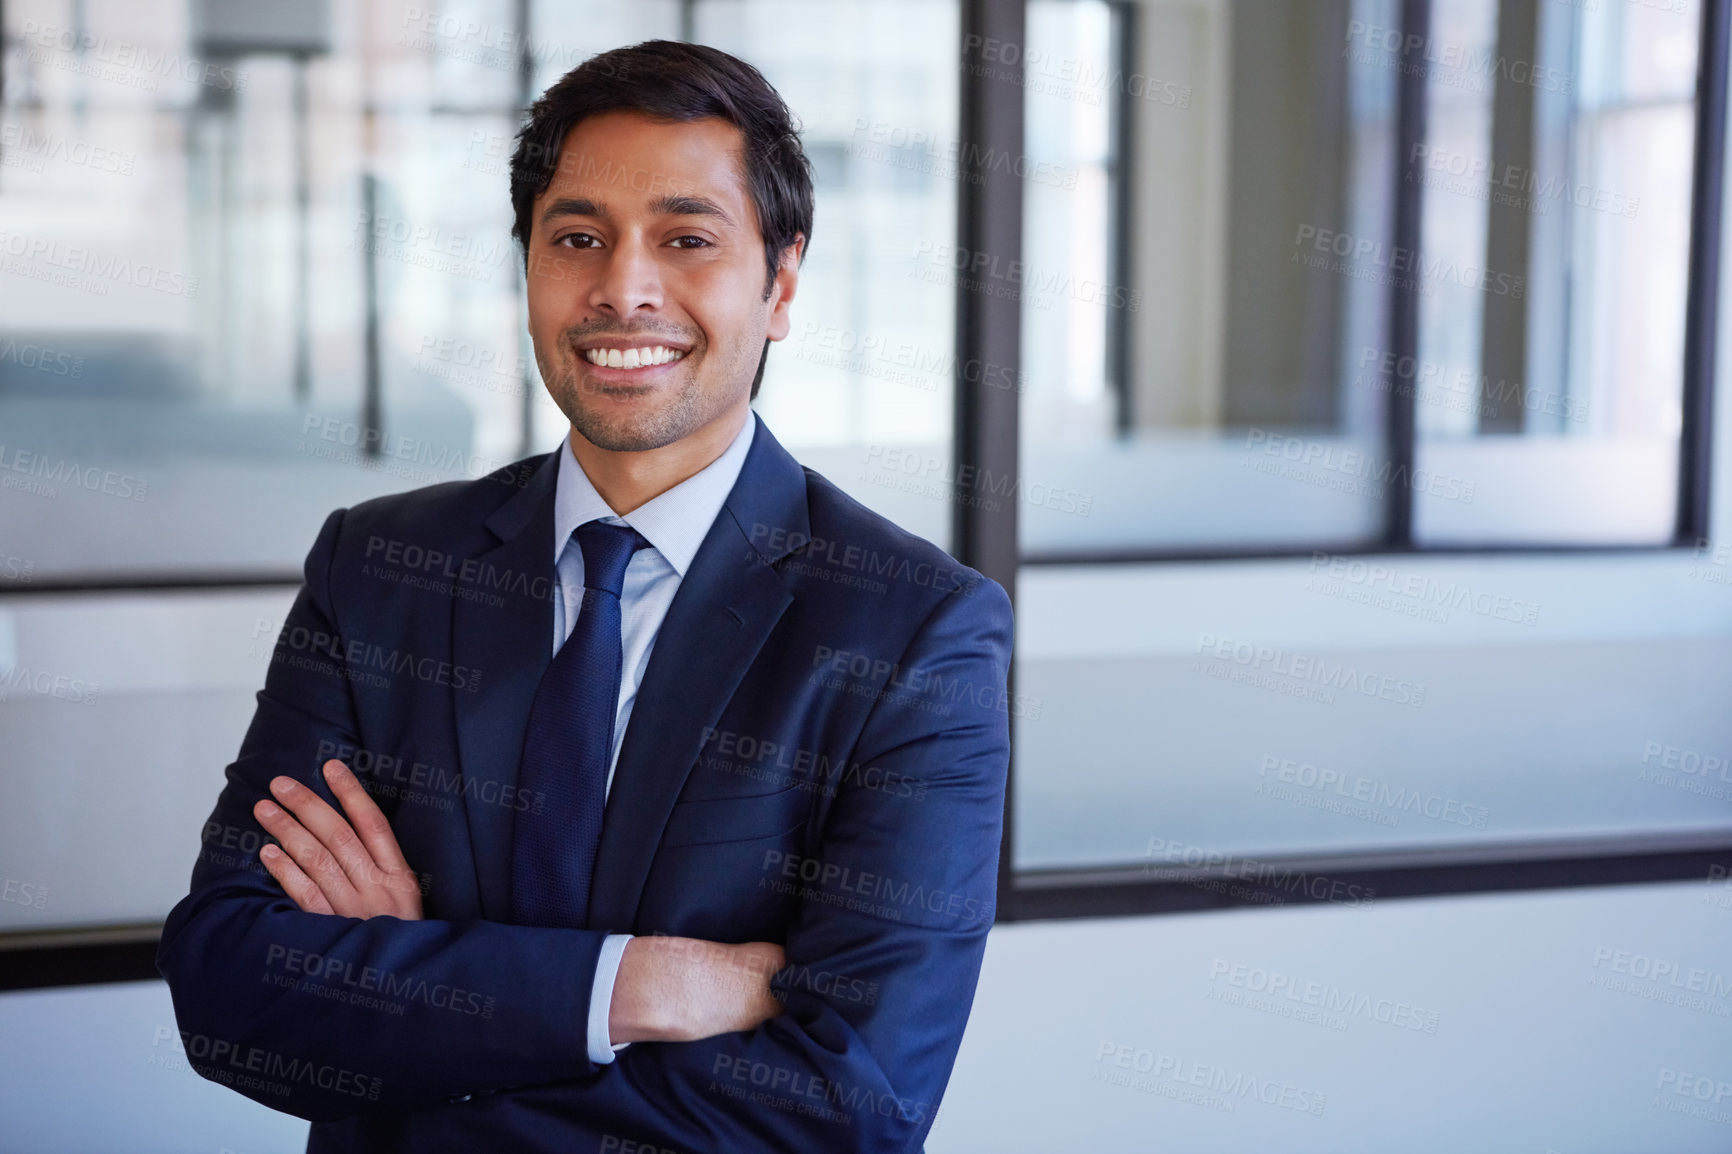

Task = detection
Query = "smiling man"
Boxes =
[159,40,1011,1154]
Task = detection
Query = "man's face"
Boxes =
[525,111,800,453]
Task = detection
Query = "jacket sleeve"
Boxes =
[155,508,610,1122]
[474,578,1014,1153]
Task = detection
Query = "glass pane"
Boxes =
[1412,0,1701,543]
[1020,0,1399,555]
[1013,557,1732,871]
[1010,0,1726,876]
[0,0,964,939]
[695,0,959,547]
[0,0,684,583]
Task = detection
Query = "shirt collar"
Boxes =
[554,410,757,578]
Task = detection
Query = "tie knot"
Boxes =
[574,520,647,597]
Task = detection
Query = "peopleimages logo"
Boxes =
[699,726,928,802]
[848,117,1080,189]
[0,338,84,378]
[1654,1067,1732,1127]
[1194,632,1426,709]
[0,877,48,911]
[708,1053,929,1126]
[259,617,482,694]
[264,944,496,1019]
[18,21,248,92]
[1092,1041,1327,1115]
[911,240,1142,312]
[1342,20,1573,95]
[1407,143,1638,220]
[0,122,136,176]
[1207,959,1441,1034]
[1589,945,1732,1017]
[1293,224,1524,298]
[151,1027,381,1101]
[749,522,979,596]
[961,34,1192,109]
[0,444,146,503]
[1242,429,1476,505]
[1357,346,1585,424]
[1144,836,1376,908]
[810,643,1040,720]
[1257,754,1490,829]
[762,850,994,928]
[1306,551,1539,627]
[0,229,199,298]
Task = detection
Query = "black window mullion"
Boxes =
[1107,0,1135,438]
[1383,0,1430,552]
[954,0,1025,919]
[1678,0,1729,545]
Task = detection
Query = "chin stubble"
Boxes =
[539,338,708,452]
[536,328,756,453]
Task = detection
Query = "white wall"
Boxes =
[4,878,1730,1152]
[932,879,1732,1153]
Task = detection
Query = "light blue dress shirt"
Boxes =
[550,410,758,1065]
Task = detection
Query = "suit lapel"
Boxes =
[452,453,558,921]
[587,420,811,932]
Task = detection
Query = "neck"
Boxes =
[567,402,750,515]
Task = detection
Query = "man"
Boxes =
[158,39,1011,1153]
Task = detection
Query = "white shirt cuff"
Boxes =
[587,933,634,1065]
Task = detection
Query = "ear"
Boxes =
[764,234,804,342]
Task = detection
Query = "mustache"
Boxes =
[562,322,698,347]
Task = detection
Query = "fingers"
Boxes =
[264,774,380,898]
[321,760,414,877]
[259,843,336,915]
[252,769,424,920]
[255,792,360,912]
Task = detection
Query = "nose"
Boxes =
[586,232,664,318]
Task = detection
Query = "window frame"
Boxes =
[950,0,1732,923]
[1013,0,1723,567]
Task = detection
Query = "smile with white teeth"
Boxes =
[583,345,687,370]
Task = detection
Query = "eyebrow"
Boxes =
[540,197,602,225]
[650,194,734,226]
[539,194,735,228]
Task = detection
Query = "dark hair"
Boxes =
[510,40,813,302]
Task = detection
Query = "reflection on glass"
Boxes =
[695,0,959,548]
[1022,0,1705,554]
[1010,0,1720,878]
[1021,0,1399,555]
[0,0,955,582]
[1411,0,1701,543]
[0,0,652,579]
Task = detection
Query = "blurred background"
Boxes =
[1,0,1730,1149]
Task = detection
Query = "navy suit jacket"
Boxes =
[157,418,1013,1153]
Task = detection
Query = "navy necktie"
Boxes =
[510,519,648,928]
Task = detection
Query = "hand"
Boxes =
[609,936,786,1044]
[253,759,424,921]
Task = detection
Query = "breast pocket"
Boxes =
[658,782,810,848]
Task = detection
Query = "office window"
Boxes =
[1415,0,1703,543]
[1019,0,1708,557]
[0,0,958,935]
[694,0,960,547]
[0,0,955,587]
[1007,0,1730,883]
[1021,0,1399,555]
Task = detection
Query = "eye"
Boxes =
[670,235,712,249]
[555,232,600,249]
